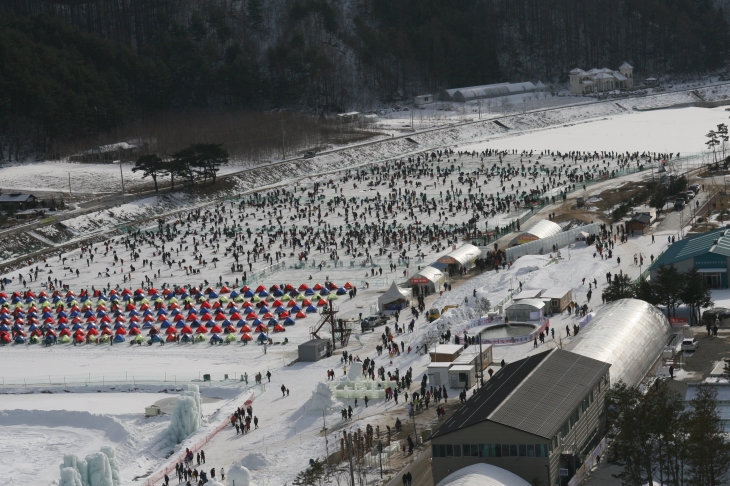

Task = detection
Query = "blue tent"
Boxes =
[337,287,348,295]
[71,323,82,331]
[113,322,125,329]
[252,318,263,326]
[230,290,240,299]
[258,290,269,298]
[273,289,285,297]
[44,335,56,345]
[157,309,168,316]
[84,310,94,318]
[150,334,163,343]
[304,288,315,296]
[257,332,268,342]
[128,322,140,329]
[15,336,26,344]
[57,310,67,318]
[208,291,219,299]
[244,290,255,298]
[306,305,318,313]
[113,334,126,343]
[274,306,286,315]
[258,306,270,314]
[0,324,9,332]
[160,320,172,329]
[236,320,247,327]
[180,333,193,343]
[57,323,69,330]
[291,305,302,313]
[268,319,278,326]
[142,321,154,329]
[175,320,187,329]
[319,288,330,296]
[284,317,295,326]
[210,333,223,344]
[228,307,240,315]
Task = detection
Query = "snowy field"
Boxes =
[0,99,724,486]
[459,106,730,154]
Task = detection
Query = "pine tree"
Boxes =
[132,154,165,194]
[680,268,713,326]
[686,384,730,484]
[604,273,634,302]
[246,0,264,30]
[652,265,683,317]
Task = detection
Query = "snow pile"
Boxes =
[309,382,337,411]
[227,462,254,485]
[166,385,202,444]
[239,452,271,470]
[58,447,121,486]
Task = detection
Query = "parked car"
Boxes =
[687,190,695,200]
[674,200,685,210]
[361,314,388,332]
[576,196,585,207]
[681,338,699,352]
[302,151,316,159]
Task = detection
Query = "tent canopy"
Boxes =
[377,282,412,311]
[437,244,481,266]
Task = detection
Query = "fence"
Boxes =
[142,390,256,486]
[475,319,550,346]
[363,440,401,468]
[506,223,600,262]
[243,260,286,285]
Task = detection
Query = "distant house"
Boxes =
[626,214,652,234]
[0,192,37,211]
[336,112,360,123]
[569,62,634,94]
[439,81,539,102]
[70,142,139,163]
[414,94,434,107]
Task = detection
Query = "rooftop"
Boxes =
[649,226,730,271]
[432,349,610,440]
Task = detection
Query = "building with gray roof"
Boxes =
[430,348,610,486]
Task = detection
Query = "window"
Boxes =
[561,421,570,438]
[432,444,444,457]
[589,390,594,404]
[570,408,580,427]
[527,445,535,457]
[510,444,518,457]
[462,444,472,457]
[454,445,462,457]
[445,444,453,457]
[519,444,527,456]
[470,445,479,457]
[502,444,510,457]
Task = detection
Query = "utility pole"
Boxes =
[348,433,356,486]
[280,117,285,159]
[119,161,125,200]
[478,334,484,387]
[323,410,330,478]
[68,172,72,196]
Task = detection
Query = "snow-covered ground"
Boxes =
[0,97,725,486]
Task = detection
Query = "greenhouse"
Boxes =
[436,463,529,486]
[505,299,545,321]
[565,299,671,387]
[517,219,561,245]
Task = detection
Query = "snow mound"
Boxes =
[239,452,271,470]
[0,410,128,442]
[166,385,202,444]
[227,462,253,485]
[514,265,540,276]
[309,382,337,411]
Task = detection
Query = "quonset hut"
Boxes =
[565,298,672,387]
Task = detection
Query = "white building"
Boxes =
[569,62,634,94]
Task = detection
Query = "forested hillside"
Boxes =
[0,0,728,156]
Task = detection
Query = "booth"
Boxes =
[427,362,452,387]
[377,282,412,313]
[541,287,573,313]
[437,244,481,275]
[505,299,545,321]
[409,266,446,296]
[429,344,464,362]
[448,364,476,389]
[298,338,331,362]
[517,219,561,245]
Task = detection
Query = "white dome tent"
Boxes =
[436,463,530,486]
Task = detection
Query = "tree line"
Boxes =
[132,144,229,193]
[0,0,728,157]
[609,381,730,485]
[604,266,712,325]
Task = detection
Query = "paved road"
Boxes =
[653,186,712,237]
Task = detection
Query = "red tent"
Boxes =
[87,328,99,336]
[165,327,177,335]
[241,333,253,341]
[166,334,177,342]
[254,324,267,332]
[214,313,226,321]
[262,312,274,320]
[280,311,290,318]
[220,286,231,293]
[240,324,253,333]
[298,283,309,291]
[115,327,127,335]
[101,328,112,336]
[344,282,354,289]
[296,311,307,319]
[200,301,212,309]
[287,300,297,308]
[129,327,141,335]
[195,326,208,334]
[181,325,193,334]
[302,299,313,307]
[245,312,257,320]
[272,300,284,308]
[273,324,286,332]
[210,324,223,334]
[242,301,253,309]
[224,325,236,334]
[255,285,266,292]
[312,283,323,291]
[59,329,71,337]
[230,312,243,320]
[200,313,213,321]
[317,299,328,307]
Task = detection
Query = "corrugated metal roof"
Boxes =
[650,226,730,270]
[488,349,610,438]
[431,351,550,439]
[521,219,561,240]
